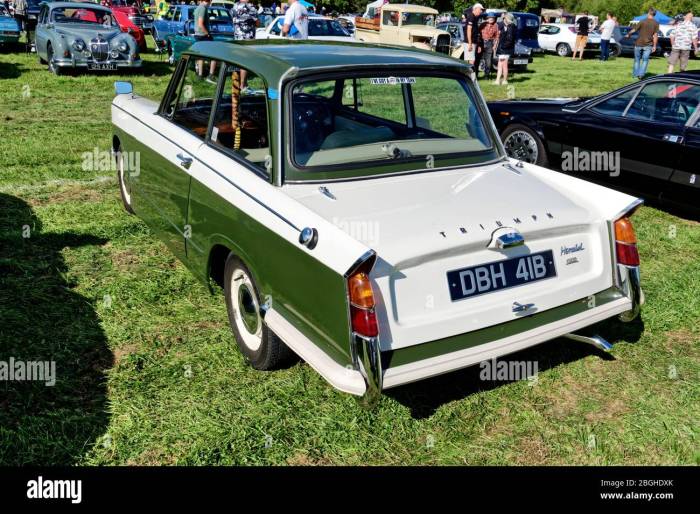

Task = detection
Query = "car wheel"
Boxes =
[610,44,621,57]
[501,124,548,166]
[47,44,62,75]
[556,43,571,57]
[115,146,135,214]
[224,254,294,370]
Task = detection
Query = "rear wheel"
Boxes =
[223,255,294,370]
[556,43,571,57]
[501,124,548,166]
[610,44,621,57]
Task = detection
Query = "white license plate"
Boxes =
[88,63,117,70]
[513,59,528,65]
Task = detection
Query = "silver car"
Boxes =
[35,1,142,75]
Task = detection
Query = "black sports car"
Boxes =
[487,71,700,214]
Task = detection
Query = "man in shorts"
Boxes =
[668,11,698,73]
[572,11,590,61]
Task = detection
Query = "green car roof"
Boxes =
[184,40,471,86]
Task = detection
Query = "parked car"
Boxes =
[152,3,231,51]
[511,11,542,53]
[111,41,644,404]
[35,2,142,74]
[336,15,356,36]
[538,23,619,57]
[0,4,20,48]
[487,72,700,214]
[165,18,235,64]
[354,4,450,53]
[616,26,672,57]
[256,15,353,41]
[110,9,147,51]
[481,10,542,54]
[101,0,154,34]
[436,21,532,71]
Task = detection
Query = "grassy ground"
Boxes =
[0,44,699,465]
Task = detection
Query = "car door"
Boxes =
[538,25,558,51]
[381,9,400,44]
[561,80,696,198]
[34,5,48,57]
[664,86,700,210]
[132,55,221,259]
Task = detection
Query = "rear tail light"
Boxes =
[348,271,378,337]
[614,216,640,266]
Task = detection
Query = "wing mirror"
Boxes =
[114,81,133,95]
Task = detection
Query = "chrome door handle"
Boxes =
[176,153,193,169]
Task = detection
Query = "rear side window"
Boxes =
[209,64,270,175]
[165,57,221,138]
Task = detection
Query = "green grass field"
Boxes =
[1,44,699,465]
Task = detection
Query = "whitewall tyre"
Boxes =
[223,255,294,370]
[116,148,135,214]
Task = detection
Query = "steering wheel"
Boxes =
[292,99,332,153]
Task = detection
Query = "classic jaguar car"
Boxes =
[35,2,142,74]
[487,71,700,214]
[112,40,644,404]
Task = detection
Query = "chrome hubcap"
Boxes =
[504,131,539,163]
[237,283,259,335]
[230,268,262,351]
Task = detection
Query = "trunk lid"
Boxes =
[284,162,613,350]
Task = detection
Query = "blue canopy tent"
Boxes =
[632,11,673,24]
[299,0,315,12]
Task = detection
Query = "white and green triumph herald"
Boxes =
[112,40,644,404]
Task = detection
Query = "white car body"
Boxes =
[256,14,355,42]
[111,43,643,403]
[538,22,617,57]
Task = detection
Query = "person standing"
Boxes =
[667,11,698,73]
[599,11,615,61]
[494,13,515,85]
[14,0,26,34]
[479,13,499,80]
[462,3,484,68]
[612,15,623,47]
[572,11,590,61]
[626,9,658,80]
[281,0,308,39]
[193,0,217,81]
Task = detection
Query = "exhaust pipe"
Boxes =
[563,333,613,352]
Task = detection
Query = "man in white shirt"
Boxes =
[281,0,308,40]
[599,11,616,61]
[668,11,699,73]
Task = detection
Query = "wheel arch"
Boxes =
[206,237,259,294]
